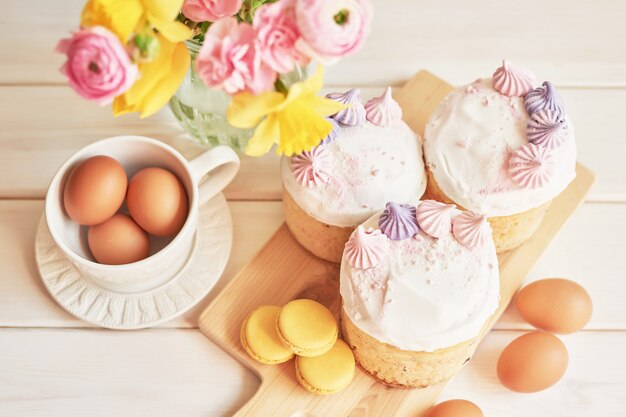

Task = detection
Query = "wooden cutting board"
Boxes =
[198,71,595,417]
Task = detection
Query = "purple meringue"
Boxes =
[524,81,566,116]
[378,202,419,240]
[319,117,339,145]
[326,88,366,126]
[526,109,569,149]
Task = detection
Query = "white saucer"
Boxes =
[35,194,232,330]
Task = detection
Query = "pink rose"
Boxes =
[196,17,276,95]
[182,0,242,22]
[253,0,308,73]
[295,0,372,65]
[56,26,138,104]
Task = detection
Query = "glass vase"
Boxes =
[169,40,248,151]
[169,40,305,152]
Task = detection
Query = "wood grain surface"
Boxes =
[2,0,624,415]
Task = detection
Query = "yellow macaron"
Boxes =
[240,305,294,365]
[295,339,356,395]
[276,299,338,357]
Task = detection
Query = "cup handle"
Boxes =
[188,146,240,206]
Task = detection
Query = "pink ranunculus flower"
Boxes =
[182,0,242,22]
[196,17,276,95]
[253,0,309,73]
[295,0,372,65]
[55,26,138,105]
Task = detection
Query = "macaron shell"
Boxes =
[240,305,294,365]
[277,299,338,357]
[277,326,337,357]
[295,339,356,395]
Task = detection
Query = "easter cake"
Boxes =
[340,200,500,388]
[423,61,577,252]
[281,87,427,263]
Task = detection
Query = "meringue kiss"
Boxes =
[378,202,418,240]
[291,146,334,188]
[526,109,568,150]
[416,200,456,238]
[509,143,555,189]
[452,211,492,249]
[344,226,389,269]
[524,81,566,116]
[364,87,403,126]
[326,88,366,126]
[493,60,535,97]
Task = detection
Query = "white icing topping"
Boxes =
[281,121,427,227]
[424,78,577,217]
[340,209,500,352]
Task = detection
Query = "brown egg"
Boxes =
[88,214,150,265]
[127,168,188,237]
[63,156,127,225]
[424,399,483,417]
[497,331,568,393]
[516,278,592,334]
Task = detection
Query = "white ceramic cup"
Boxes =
[45,136,240,291]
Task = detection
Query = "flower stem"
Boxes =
[274,79,288,95]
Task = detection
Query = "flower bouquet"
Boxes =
[56,0,372,156]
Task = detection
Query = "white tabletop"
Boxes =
[1,0,625,415]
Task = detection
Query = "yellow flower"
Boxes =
[81,0,191,43]
[113,34,190,118]
[228,66,346,156]
[81,0,192,118]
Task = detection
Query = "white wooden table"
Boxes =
[1,1,625,415]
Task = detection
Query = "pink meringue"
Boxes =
[291,145,333,188]
[364,87,403,126]
[492,60,535,97]
[416,200,456,238]
[452,211,492,249]
[526,109,568,150]
[508,143,555,189]
[344,226,389,269]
